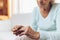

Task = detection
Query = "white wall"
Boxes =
[19,0,37,13]
[55,0,60,3]
[12,0,19,14]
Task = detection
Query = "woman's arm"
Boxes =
[30,7,38,31]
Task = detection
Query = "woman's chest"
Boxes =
[37,15,56,31]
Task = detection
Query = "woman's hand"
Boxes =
[11,25,24,36]
[25,26,40,39]
[12,25,40,39]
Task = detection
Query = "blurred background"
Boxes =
[0,0,60,40]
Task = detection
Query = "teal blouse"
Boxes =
[31,4,60,40]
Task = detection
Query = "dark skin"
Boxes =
[12,0,54,40]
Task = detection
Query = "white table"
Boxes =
[0,32,17,40]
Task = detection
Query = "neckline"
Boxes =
[38,5,53,20]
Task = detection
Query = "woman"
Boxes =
[12,0,60,40]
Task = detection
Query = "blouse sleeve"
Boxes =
[30,7,38,31]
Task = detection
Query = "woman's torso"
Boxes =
[34,4,60,31]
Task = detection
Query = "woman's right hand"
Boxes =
[11,25,24,36]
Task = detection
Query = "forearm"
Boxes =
[27,31,40,40]
[39,30,60,40]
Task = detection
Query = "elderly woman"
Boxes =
[12,0,60,40]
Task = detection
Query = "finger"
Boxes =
[13,27,27,36]
[13,32,18,36]
[13,29,24,36]
[13,27,24,36]
[15,28,25,36]
[12,25,24,32]
[19,32,25,36]
[11,25,19,32]
[18,28,28,36]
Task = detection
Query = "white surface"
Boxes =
[0,20,11,32]
[10,13,32,27]
[0,32,16,40]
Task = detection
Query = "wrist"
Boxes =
[34,32,40,39]
[26,26,40,39]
